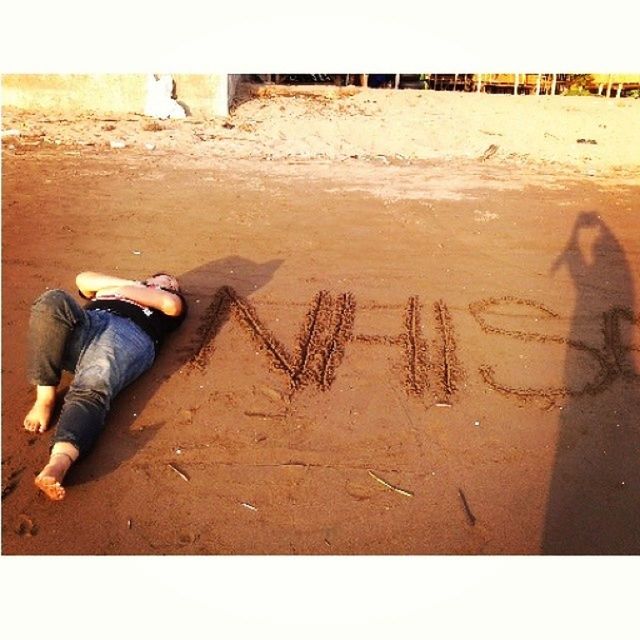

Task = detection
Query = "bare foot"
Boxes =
[24,400,55,433]
[34,474,66,501]
[24,385,57,433]
[34,453,72,501]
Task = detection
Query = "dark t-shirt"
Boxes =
[83,291,187,349]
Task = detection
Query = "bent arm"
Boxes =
[76,272,141,298]
[76,272,183,317]
[98,285,183,316]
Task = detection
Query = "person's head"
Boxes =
[145,272,181,293]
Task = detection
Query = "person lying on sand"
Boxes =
[24,271,187,501]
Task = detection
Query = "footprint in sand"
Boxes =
[177,531,200,546]
[16,514,38,536]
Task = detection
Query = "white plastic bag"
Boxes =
[144,74,186,119]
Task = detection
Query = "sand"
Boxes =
[2,86,639,554]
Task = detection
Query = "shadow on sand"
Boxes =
[543,212,640,554]
[63,255,283,490]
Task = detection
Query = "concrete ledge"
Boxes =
[1,74,232,118]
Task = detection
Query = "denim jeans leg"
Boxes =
[27,289,88,386]
[53,312,156,457]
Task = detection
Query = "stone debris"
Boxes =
[1,128,21,138]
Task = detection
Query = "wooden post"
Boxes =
[514,73,519,95]
[360,74,368,88]
[616,83,623,98]
[606,74,613,97]
[395,74,400,89]
[598,83,604,95]
[551,73,557,95]
[535,73,541,95]
[476,73,482,92]
[454,73,459,91]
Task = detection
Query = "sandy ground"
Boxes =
[2,87,639,554]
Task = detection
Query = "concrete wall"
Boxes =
[1,74,233,118]
[173,74,229,118]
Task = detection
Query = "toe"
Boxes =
[35,476,65,501]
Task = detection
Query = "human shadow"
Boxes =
[64,255,283,488]
[543,212,640,553]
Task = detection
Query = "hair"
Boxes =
[147,272,181,293]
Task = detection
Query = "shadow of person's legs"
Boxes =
[543,212,640,554]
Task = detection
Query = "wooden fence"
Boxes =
[257,74,640,97]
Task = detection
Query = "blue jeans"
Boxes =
[27,289,156,457]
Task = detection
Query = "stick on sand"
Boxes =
[368,470,414,497]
